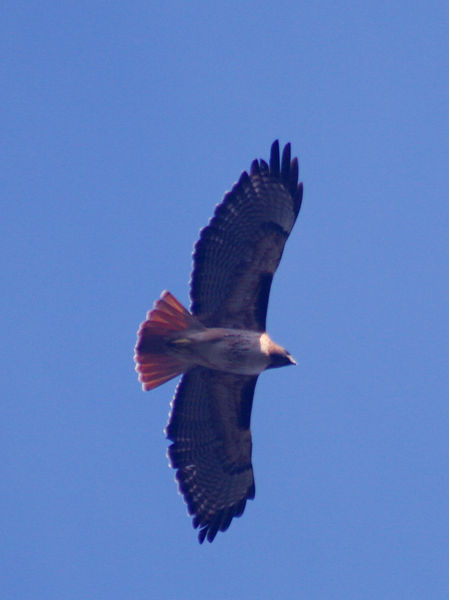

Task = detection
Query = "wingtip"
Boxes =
[270,140,280,176]
[281,143,291,184]
[250,159,260,175]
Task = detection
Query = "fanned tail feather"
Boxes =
[134,291,202,391]
[136,355,185,391]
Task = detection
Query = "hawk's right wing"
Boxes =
[165,366,258,543]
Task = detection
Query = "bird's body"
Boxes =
[184,328,294,375]
[140,293,295,378]
[180,328,267,374]
[170,327,279,375]
[135,140,303,543]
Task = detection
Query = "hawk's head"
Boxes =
[267,349,296,369]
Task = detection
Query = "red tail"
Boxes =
[134,291,202,391]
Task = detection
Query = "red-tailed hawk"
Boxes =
[135,140,303,543]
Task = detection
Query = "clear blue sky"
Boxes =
[2,2,448,598]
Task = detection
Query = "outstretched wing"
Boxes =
[166,367,257,543]
[190,140,303,331]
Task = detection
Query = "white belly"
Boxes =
[188,328,270,375]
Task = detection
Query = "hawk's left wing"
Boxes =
[166,367,257,543]
[190,140,303,331]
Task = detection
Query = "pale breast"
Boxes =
[188,328,270,375]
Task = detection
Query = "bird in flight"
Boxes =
[135,140,303,543]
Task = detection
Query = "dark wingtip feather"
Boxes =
[281,142,291,182]
[206,521,220,543]
[259,159,269,174]
[219,508,234,532]
[239,170,250,187]
[250,159,260,175]
[233,498,247,518]
[270,140,280,177]
[289,157,299,195]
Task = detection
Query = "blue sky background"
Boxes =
[2,2,448,598]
